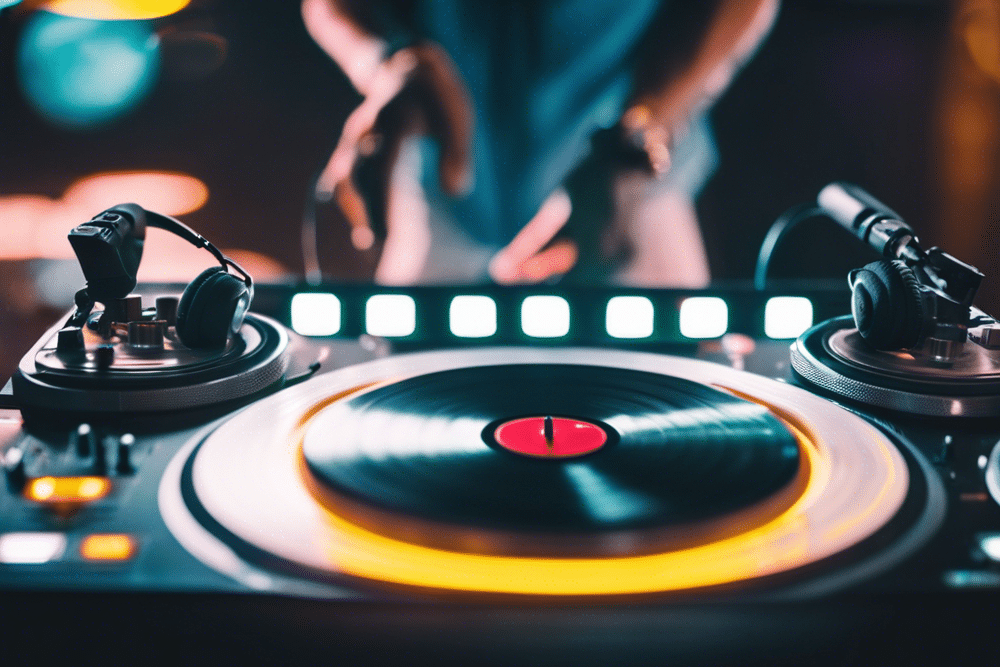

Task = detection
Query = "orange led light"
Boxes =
[24,476,110,504]
[80,534,136,561]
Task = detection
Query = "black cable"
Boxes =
[753,203,825,290]
[301,171,325,286]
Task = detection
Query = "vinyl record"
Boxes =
[301,364,801,556]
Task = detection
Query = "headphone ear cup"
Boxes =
[175,267,250,348]
[850,259,925,350]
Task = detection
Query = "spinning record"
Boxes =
[173,348,915,597]
[301,364,801,556]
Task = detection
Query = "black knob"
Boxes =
[3,447,26,492]
[122,294,143,322]
[56,326,85,353]
[127,320,165,349]
[74,423,95,457]
[116,434,135,474]
[155,296,178,326]
[95,344,115,370]
[93,436,107,474]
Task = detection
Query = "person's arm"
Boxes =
[623,0,781,173]
[489,0,781,284]
[302,0,472,249]
[301,0,389,96]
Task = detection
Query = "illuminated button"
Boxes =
[0,532,66,564]
[365,295,416,337]
[980,533,1000,562]
[765,296,814,339]
[449,296,497,338]
[679,297,728,339]
[291,292,341,336]
[521,296,570,338]
[24,476,110,504]
[493,416,607,459]
[80,534,136,562]
[606,296,654,339]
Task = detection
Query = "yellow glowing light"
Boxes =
[80,534,136,561]
[291,398,857,597]
[27,478,55,501]
[63,171,209,217]
[43,0,190,20]
[24,476,110,503]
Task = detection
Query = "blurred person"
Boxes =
[302,0,779,285]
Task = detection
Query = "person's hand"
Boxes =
[489,126,654,284]
[316,43,473,251]
[488,188,578,284]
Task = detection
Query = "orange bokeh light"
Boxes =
[62,171,208,217]
[42,0,190,20]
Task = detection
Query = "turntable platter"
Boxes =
[166,348,912,598]
[792,316,1000,416]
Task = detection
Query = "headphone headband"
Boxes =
[143,208,254,290]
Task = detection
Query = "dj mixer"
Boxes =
[0,186,999,665]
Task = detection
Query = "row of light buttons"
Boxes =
[0,532,135,564]
[291,294,815,341]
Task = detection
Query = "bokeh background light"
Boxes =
[42,0,190,20]
[0,171,209,261]
[17,10,160,128]
[62,170,209,217]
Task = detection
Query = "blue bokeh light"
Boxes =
[17,11,160,128]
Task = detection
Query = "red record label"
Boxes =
[493,416,607,458]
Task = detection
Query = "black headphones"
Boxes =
[848,259,927,350]
[68,203,254,349]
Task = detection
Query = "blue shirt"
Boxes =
[413,0,663,246]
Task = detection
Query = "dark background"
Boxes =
[0,0,972,377]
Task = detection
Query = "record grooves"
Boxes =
[301,365,803,557]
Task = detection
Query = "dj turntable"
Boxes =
[1,185,999,665]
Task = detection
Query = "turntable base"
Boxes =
[162,348,927,599]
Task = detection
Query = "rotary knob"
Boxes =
[3,447,26,491]
[116,433,135,474]
[155,296,178,326]
[56,326,85,353]
[105,294,143,323]
[74,423,96,457]
[127,320,165,349]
